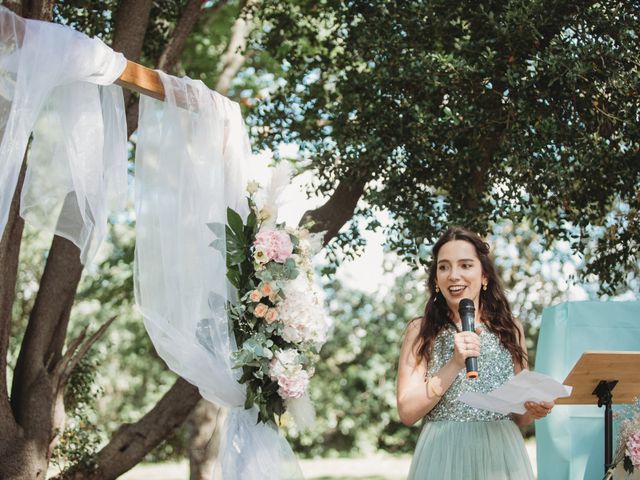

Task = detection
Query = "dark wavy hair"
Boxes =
[414,227,527,370]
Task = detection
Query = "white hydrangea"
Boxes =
[277,276,329,346]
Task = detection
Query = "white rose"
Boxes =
[246,180,260,194]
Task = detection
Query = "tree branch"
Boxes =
[157,0,214,73]
[214,0,255,95]
[52,316,117,392]
[10,234,83,433]
[301,176,368,244]
[47,316,118,458]
[56,378,201,480]
[0,158,25,457]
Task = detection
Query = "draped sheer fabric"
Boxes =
[0,7,304,476]
[0,6,127,263]
[134,71,303,480]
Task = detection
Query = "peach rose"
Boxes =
[249,290,262,302]
[254,303,268,317]
[265,308,279,323]
[260,282,274,296]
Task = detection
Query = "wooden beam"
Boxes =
[115,60,165,101]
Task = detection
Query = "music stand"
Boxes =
[557,351,640,474]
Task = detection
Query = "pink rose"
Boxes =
[254,303,268,318]
[254,229,294,263]
[265,308,279,324]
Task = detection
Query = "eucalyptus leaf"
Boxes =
[206,222,225,238]
[209,238,226,252]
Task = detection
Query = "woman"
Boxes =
[397,227,553,479]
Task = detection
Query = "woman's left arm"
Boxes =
[511,318,554,427]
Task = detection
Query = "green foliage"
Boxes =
[51,356,102,472]
[75,222,188,462]
[288,272,423,456]
[53,0,119,40]
[251,0,640,293]
[180,1,247,85]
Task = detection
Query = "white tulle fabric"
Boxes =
[134,71,303,480]
[0,6,127,264]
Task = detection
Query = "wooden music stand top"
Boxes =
[557,351,640,405]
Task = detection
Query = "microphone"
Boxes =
[458,298,478,379]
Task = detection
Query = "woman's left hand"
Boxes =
[524,400,554,420]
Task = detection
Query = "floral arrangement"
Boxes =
[606,397,640,479]
[208,173,328,428]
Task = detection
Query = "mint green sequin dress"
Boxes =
[408,324,534,480]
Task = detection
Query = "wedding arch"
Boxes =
[0,5,353,479]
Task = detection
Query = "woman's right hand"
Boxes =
[452,331,481,370]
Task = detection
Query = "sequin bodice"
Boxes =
[425,324,513,422]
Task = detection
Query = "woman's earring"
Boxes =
[435,285,440,293]
[482,282,488,291]
[434,285,439,301]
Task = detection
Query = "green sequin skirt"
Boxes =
[408,419,534,480]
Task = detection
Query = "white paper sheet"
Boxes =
[458,370,572,415]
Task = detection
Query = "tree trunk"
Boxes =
[0,14,57,480]
[0,437,47,480]
[111,0,154,114]
[187,400,226,480]
[0,159,26,443]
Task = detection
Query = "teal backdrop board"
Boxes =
[535,301,640,480]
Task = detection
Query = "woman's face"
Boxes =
[435,239,487,320]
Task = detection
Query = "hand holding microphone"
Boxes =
[455,298,479,379]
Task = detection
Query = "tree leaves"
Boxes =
[252,0,640,292]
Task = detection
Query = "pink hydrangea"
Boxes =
[254,229,293,263]
[268,349,309,399]
[275,370,309,399]
[626,431,640,468]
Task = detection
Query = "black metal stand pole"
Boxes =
[593,379,618,474]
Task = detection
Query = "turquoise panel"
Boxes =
[535,301,640,480]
